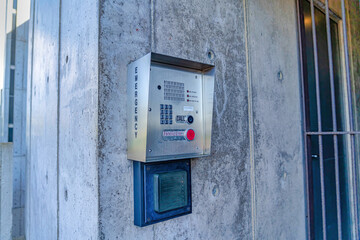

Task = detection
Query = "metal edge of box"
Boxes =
[127,53,152,162]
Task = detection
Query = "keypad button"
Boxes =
[169,110,172,114]
[161,115,164,119]
[169,114,172,119]
[161,110,164,114]
[160,104,164,109]
[169,120,173,125]
[165,120,168,124]
[165,110,168,114]
[160,120,164,124]
[169,105,172,109]
[165,105,168,109]
[187,115,194,124]
[165,115,168,120]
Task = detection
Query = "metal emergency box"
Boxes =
[127,53,215,162]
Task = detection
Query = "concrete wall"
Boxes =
[246,1,306,238]
[13,1,30,238]
[98,0,306,239]
[0,0,29,239]
[27,0,308,239]
[0,0,7,140]
[26,0,60,238]
[26,0,99,239]
[0,0,13,143]
[58,0,99,238]
[98,0,252,239]
[0,143,13,240]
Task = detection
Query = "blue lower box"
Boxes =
[133,159,192,227]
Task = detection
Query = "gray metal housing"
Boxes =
[127,53,215,162]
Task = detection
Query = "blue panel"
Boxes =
[133,160,191,227]
[133,161,145,227]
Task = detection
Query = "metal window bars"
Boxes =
[298,0,359,239]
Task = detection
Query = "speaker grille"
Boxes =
[154,171,188,213]
[163,80,185,101]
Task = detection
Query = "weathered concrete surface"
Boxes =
[0,0,7,141]
[98,0,251,239]
[348,2,360,221]
[24,0,34,238]
[26,0,60,239]
[98,0,308,239]
[246,0,306,239]
[348,1,360,130]
[0,0,29,238]
[98,1,153,239]
[26,0,314,239]
[58,0,99,238]
[26,0,100,239]
[12,1,30,238]
[0,0,14,143]
[0,143,13,240]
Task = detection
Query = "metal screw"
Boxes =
[149,108,152,111]
[149,149,152,152]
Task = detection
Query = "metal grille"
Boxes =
[298,0,359,239]
[164,80,185,101]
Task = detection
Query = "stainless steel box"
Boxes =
[127,53,215,162]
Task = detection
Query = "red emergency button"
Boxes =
[186,129,195,141]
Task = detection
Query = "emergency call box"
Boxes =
[127,53,215,162]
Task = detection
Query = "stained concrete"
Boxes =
[246,0,306,238]
[0,143,13,240]
[98,0,153,239]
[12,1,31,237]
[26,0,60,239]
[0,0,29,239]
[26,0,100,238]
[58,0,99,238]
[0,0,7,140]
[26,0,312,239]
[98,0,305,239]
[348,1,360,131]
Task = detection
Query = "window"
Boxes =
[298,0,359,239]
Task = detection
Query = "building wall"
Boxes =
[26,0,60,238]
[98,0,253,239]
[0,0,7,141]
[0,143,13,240]
[12,0,30,238]
[57,0,99,238]
[0,0,29,239]
[98,0,306,239]
[26,0,99,239]
[27,0,308,239]
[246,1,306,238]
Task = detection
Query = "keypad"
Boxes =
[160,104,173,125]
